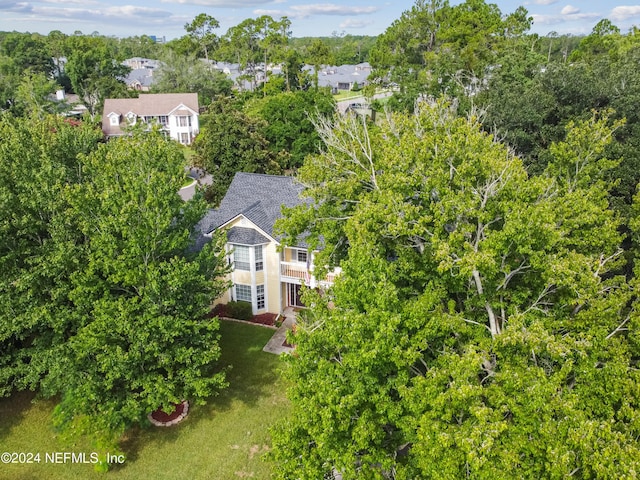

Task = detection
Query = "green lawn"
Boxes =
[182,175,196,187]
[0,321,290,480]
[333,91,363,102]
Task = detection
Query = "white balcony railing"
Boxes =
[280,262,341,286]
[280,261,309,281]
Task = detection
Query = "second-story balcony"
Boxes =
[281,261,309,282]
[280,261,341,286]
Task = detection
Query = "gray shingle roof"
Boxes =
[193,173,308,251]
[226,226,270,245]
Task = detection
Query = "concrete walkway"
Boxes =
[263,309,296,355]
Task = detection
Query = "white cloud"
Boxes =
[560,4,579,15]
[610,5,640,21]
[339,18,373,29]
[531,11,600,25]
[253,7,286,15]
[0,1,33,12]
[41,0,99,4]
[291,3,378,17]
[161,0,274,6]
[255,3,378,19]
[36,5,174,21]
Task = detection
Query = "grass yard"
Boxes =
[0,321,290,480]
[333,91,363,102]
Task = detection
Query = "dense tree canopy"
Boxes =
[271,100,638,478]
[244,89,336,169]
[193,97,285,204]
[152,50,233,106]
[64,35,131,114]
[0,115,230,463]
[478,28,640,224]
[370,0,532,111]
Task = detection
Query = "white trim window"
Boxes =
[255,246,263,271]
[256,285,265,310]
[158,115,169,126]
[177,116,191,127]
[109,115,119,126]
[233,245,250,271]
[294,249,308,264]
[235,284,252,303]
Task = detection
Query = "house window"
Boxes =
[295,249,308,264]
[143,116,155,123]
[235,284,252,303]
[158,115,168,126]
[109,116,119,126]
[255,246,263,271]
[177,116,191,127]
[180,133,190,144]
[233,245,250,270]
[256,285,265,309]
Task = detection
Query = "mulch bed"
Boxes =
[209,304,278,327]
[148,400,190,427]
[150,402,186,423]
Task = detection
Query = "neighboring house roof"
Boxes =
[123,57,160,70]
[304,62,372,89]
[102,93,199,137]
[124,68,155,90]
[194,172,309,251]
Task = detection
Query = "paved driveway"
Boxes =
[179,167,213,202]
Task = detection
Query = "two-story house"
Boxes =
[102,93,199,145]
[194,172,340,315]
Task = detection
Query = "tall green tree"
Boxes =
[184,13,220,61]
[193,97,284,204]
[244,89,336,169]
[152,50,233,106]
[0,32,54,76]
[64,36,131,114]
[0,32,56,112]
[45,129,229,458]
[479,34,640,224]
[0,115,230,463]
[271,100,637,478]
[370,0,532,111]
[0,114,104,397]
[306,39,333,90]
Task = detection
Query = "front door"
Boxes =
[287,283,305,308]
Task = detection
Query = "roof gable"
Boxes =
[103,93,199,117]
[168,103,198,117]
[198,173,308,240]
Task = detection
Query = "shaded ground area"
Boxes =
[0,321,290,480]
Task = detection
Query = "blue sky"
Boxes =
[0,0,638,40]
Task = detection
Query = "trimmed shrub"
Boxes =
[226,301,253,321]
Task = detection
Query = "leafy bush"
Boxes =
[226,301,253,321]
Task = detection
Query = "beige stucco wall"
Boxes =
[264,241,281,314]
[210,215,284,315]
